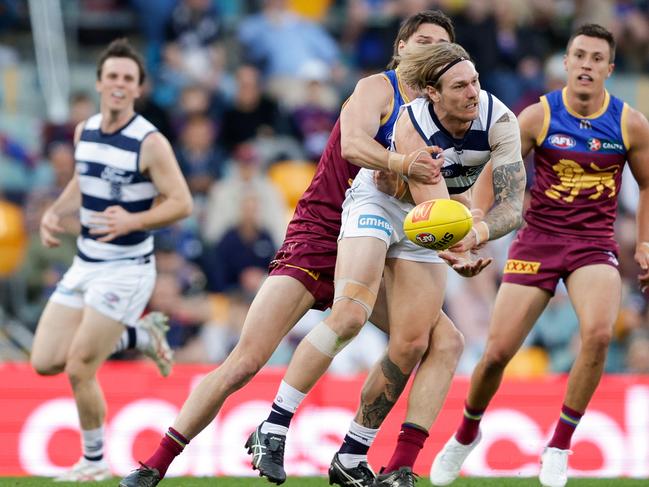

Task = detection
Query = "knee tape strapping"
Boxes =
[304,321,351,358]
[333,278,377,321]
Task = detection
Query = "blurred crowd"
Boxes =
[1,0,649,375]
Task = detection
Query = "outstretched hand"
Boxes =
[438,249,493,277]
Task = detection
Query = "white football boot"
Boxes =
[430,432,482,486]
[539,447,571,487]
[54,458,111,482]
[138,312,174,377]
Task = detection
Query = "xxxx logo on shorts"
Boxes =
[504,259,541,274]
[410,201,435,223]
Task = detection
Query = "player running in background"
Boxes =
[430,24,649,487]
[251,42,525,487]
[119,11,454,487]
[31,38,192,482]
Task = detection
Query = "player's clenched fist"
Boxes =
[388,145,444,184]
[40,209,64,248]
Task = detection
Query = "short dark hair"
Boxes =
[96,38,146,85]
[567,24,616,63]
[387,10,455,70]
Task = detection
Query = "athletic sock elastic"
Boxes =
[338,420,378,468]
[261,380,306,435]
[144,427,189,478]
[455,401,485,445]
[82,426,104,462]
[113,327,137,353]
[548,404,583,450]
[383,422,428,473]
[135,326,151,351]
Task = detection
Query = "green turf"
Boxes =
[2,477,647,486]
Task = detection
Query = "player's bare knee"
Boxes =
[483,346,515,371]
[229,354,264,387]
[31,357,64,376]
[389,334,430,369]
[433,327,465,362]
[64,354,98,385]
[329,301,367,339]
[582,325,613,353]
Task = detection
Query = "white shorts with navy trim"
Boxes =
[50,256,156,326]
[339,171,443,264]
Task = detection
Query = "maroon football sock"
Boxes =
[383,423,428,473]
[548,404,583,450]
[144,427,189,478]
[455,401,485,445]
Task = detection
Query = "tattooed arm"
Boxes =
[482,111,526,239]
[452,110,526,252]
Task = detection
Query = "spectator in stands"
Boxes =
[203,191,276,295]
[219,64,284,152]
[156,0,225,106]
[288,62,339,161]
[174,114,225,197]
[135,80,175,143]
[42,91,95,151]
[237,0,342,101]
[202,142,287,247]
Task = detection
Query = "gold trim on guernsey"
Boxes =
[621,102,631,151]
[284,263,321,281]
[536,95,551,147]
[379,73,395,126]
[379,69,412,127]
[562,87,610,119]
[395,67,412,104]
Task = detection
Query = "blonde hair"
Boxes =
[397,43,472,91]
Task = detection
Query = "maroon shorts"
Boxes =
[502,226,619,295]
[268,240,337,311]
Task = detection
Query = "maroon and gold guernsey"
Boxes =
[525,88,629,239]
[270,70,409,309]
[283,119,359,251]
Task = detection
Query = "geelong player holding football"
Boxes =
[32,39,192,481]
[431,24,649,487]
[251,42,525,487]
[120,11,460,487]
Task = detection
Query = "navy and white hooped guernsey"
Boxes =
[74,113,158,262]
[403,90,510,194]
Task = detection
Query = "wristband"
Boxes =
[388,152,406,175]
[471,221,490,245]
[641,242,649,248]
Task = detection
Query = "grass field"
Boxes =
[2,477,647,486]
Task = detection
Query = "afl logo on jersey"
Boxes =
[587,138,602,151]
[549,134,576,149]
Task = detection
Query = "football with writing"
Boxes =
[403,199,473,251]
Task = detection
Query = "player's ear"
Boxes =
[607,63,614,78]
[427,85,441,103]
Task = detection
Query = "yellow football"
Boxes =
[404,199,473,251]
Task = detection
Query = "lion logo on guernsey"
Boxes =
[545,159,619,203]
[504,259,541,274]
